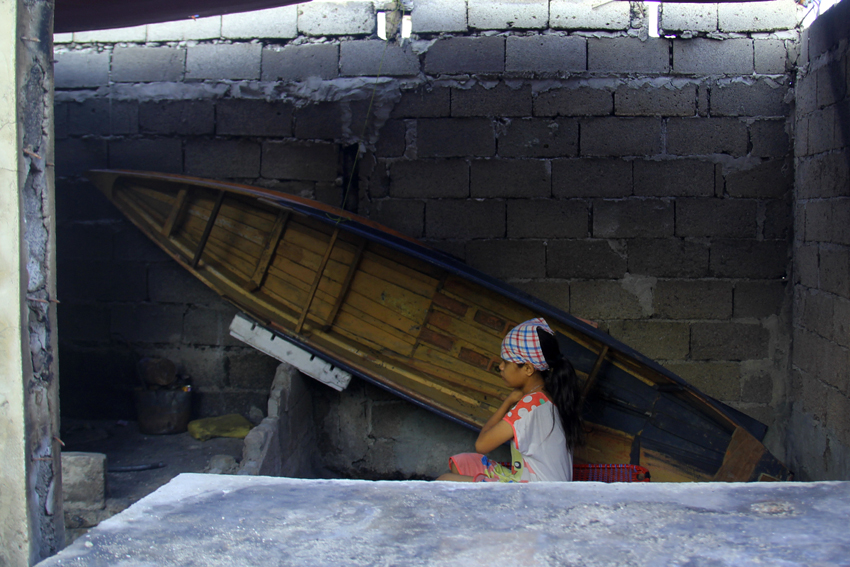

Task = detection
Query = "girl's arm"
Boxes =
[474,389,524,454]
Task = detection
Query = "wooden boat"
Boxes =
[87,169,792,482]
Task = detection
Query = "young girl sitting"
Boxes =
[437,318,583,482]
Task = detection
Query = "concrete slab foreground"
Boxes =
[40,474,850,566]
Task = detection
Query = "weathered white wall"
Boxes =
[0,1,30,564]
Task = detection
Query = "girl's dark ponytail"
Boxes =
[537,328,584,451]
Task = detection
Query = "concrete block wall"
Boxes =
[54,0,804,476]
[789,0,850,480]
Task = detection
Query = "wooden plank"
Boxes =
[424,309,504,354]
[191,190,225,268]
[359,252,441,298]
[161,186,189,237]
[296,228,340,334]
[712,427,765,482]
[441,276,535,328]
[349,270,432,324]
[324,240,365,330]
[582,345,610,398]
[245,209,290,291]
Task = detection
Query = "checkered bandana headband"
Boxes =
[500,318,555,371]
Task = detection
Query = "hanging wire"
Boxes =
[328,1,403,224]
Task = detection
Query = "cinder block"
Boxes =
[499,117,578,158]
[593,198,673,238]
[795,70,817,116]
[833,296,850,349]
[411,0,467,33]
[58,260,146,302]
[390,160,469,198]
[710,79,788,117]
[819,246,850,298]
[633,159,714,197]
[816,60,848,108]
[221,5,298,39]
[187,43,261,80]
[367,199,425,238]
[54,50,109,88]
[660,3,717,33]
[294,102,344,141]
[676,198,758,238]
[710,239,788,278]
[262,44,339,81]
[57,303,111,342]
[750,120,791,158]
[392,86,450,118]
[112,225,171,262]
[794,115,809,159]
[110,304,184,343]
[55,138,108,177]
[570,282,645,320]
[61,453,106,511]
[664,361,740,401]
[508,200,588,238]
[551,0,631,30]
[139,101,214,135]
[506,35,586,74]
[426,199,505,240]
[608,320,691,359]
[754,39,789,74]
[424,36,505,75]
[185,139,261,178]
[73,25,147,43]
[68,99,138,136]
[468,0,548,29]
[666,117,747,156]
[262,141,338,182]
[827,390,850,444]
[588,38,671,74]
[148,263,223,305]
[718,0,798,32]
[340,40,420,76]
[807,106,837,155]
[691,322,770,360]
[673,38,754,75]
[763,198,792,241]
[734,280,787,318]
[297,1,374,36]
[833,199,850,245]
[517,281,570,313]
[109,139,183,173]
[655,279,733,319]
[552,159,632,198]
[217,100,294,137]
[471,159,550,198]
[534,85,612,117]
[580,117,662,157]
[227,350,280,390]
[547,239,627,279]
[418,118,495,158]
[628,238,709,277]
[740,371,774,403]
[53,33,73,44]
[55,102,69,140]
[56,224,113,261]
[452,83,532,117]
[726,159,791,198]
[375,120,407,158]
[804,199,832,243]
[112,47,185,83]
[183,305,242,346]
[615,83,697,117]
[794,243,819,288]
[146,16,221,41]
[466,240,546,279]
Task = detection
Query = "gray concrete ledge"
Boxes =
[40,474,850,566]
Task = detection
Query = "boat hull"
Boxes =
[86,169,792,482]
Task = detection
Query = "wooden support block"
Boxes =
[582,345,609,399]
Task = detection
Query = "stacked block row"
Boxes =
[789,0,850,480]
[54,1,798,447]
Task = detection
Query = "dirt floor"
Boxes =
[61,418,244,544]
